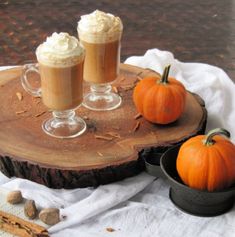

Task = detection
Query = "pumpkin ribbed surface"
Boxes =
[133,75,186,124]
[176,130,235,192]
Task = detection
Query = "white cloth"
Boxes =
[125,49,235,141]
[1,48,235,237]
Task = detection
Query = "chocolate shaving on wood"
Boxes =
[15,110,27,115]
[112,125,120,130]
[136,71,143,76]
[105,132,121,138]
[0,210,49,237]
[112,86,119,94]
[16,92,23,101]
[33,97,40,101]
[35,111,47,117]
[32,97,41,105]
[134,113,142,120]
[132,121,140,132]
[95,135,113,141]
[119,76,125,82]
[136,71,143,81]
[120,84,135,91]
[97,151,103,157]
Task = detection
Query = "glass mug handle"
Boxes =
[21,63,42,97]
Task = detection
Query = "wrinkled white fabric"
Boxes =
[125,49,235,141]
[0,48,235,237]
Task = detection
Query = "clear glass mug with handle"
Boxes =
[21,61,86,139]
[21,33,87,139]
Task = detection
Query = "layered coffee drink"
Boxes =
[36,32,85,111]
[77,10,123,111]
[21,32,86,138]
[77,10,123,84]
[80,40,120,84]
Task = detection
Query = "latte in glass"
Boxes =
[36,32,85,111]
[77,10,123,111]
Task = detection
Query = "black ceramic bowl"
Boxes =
[145,145,235,217]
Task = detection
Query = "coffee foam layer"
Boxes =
[36,32,85,67]
[77,10,123,43]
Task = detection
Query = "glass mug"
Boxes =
[21,60,86,139]
[78,21,123,111]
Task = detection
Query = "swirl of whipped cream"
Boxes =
[77,10,123,43]
[36,32,85,67]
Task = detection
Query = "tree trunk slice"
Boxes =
[0,64,207,188]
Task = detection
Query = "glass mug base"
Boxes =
[83,83,122,111]
[42,110,86,139]
[83,92,122,111]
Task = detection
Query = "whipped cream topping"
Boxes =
[36,32,85,67]
[77,10,123,43]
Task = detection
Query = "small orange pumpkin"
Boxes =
[133,65,186,124]
[176,128,235,192]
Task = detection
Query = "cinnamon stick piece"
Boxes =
[97,151,103,157]
[15,110,27,115]
[0,210,49,237]
[120,85,135,91]
[134,113,142,120]
[35,111,47,117]
[105,132,121,138]
[16,92,23,101]
[95,135,113,141]
[132,121,140,132]
[112,86,119,94]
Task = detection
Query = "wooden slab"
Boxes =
[0,64,207,188]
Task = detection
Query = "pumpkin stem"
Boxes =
[204,128,230,146]
[160,65,171,84]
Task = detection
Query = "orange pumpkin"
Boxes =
[133,65,186,124]
[176,128,235,192]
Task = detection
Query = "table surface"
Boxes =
[0,0,234,81]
